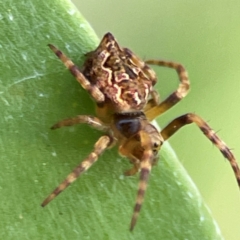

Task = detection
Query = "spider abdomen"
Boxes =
[82,33,156,112]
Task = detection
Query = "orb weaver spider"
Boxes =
[41,32,240,231]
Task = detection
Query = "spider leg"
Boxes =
[41,135,111,207]
[160,113,240,188]
[130,150,152,231]
[130,132,153,231]
[48,44,105,104]
[144,90,160,112]
[144,60,189,121]
[51,115,108,132]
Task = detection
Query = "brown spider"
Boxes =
[42,32,240,231]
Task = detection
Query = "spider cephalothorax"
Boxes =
[42,32,240,231]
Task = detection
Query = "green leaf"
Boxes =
[0,0,224,239]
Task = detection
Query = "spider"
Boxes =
[41,32,240,231]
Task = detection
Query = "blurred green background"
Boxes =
[74,1,240,239]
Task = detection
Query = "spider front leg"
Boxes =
[127,131,159,231]
[48,44,105,104]
[41,135,112,207]
[130,148,153,231]
[145,60,190,121]
[160,113,240,187]
[51,115,108,132]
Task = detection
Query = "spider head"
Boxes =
[142,121,163,155]
[113,112,163,162]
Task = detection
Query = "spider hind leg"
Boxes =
[48,44,105,104]
[145,60,189,121]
